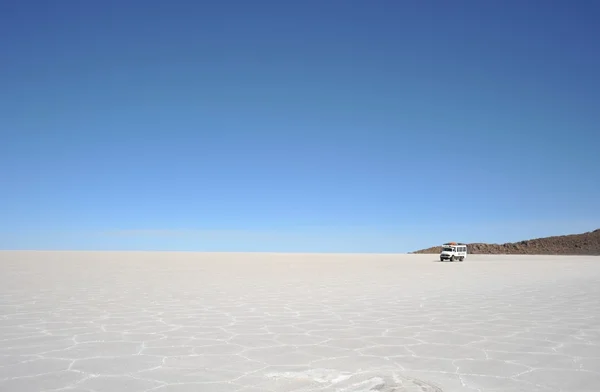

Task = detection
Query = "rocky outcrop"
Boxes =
[412,229,600,255]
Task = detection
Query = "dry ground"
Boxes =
[1,251,599,392]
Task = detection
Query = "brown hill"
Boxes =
[412,229,600,255]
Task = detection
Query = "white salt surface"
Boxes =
[1,251,599,392]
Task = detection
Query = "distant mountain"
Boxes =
[412,229,600,255]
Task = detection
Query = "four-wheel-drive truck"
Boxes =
[440,242,467,262]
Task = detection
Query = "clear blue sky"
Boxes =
[1,0,598,253]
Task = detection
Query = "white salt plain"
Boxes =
[1,251,599,392]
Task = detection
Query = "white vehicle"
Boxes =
[440,242,467,262]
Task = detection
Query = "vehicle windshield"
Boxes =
[442,247,454,252]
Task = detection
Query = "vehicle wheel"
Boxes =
[459,257,464,262]
[450,256,454,262]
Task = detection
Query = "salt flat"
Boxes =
[1,251,599,392]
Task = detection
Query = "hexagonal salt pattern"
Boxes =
[1,251,600,392]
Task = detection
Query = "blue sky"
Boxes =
[1,0,598,253]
